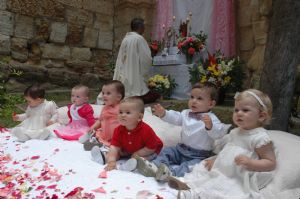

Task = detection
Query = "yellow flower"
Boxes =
[200,76,207,83]
[224,76,231,84]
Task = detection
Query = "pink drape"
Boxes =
[209,0,236,57]
[152,0,173,41]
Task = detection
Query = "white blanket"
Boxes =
[0,130,177,198]
[2,105,300,199]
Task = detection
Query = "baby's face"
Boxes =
[233,98,264,130]
[101,85,121,106]
[118,102,143,130]
[71,88,88,106]
[188,88,215,113]
[25,96,43,107]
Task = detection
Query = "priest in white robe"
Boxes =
[113,18,159,103]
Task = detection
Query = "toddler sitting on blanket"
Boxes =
[171,89,277,199]
[12,84,58,142]
[79,80,124,151]
[54,85,95,140]
[91,97,163,171]
[132,82,231,182]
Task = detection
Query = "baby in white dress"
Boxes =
[12,84,57,142]
[170,89,277,199]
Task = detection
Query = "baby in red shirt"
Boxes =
[91,97,163,171]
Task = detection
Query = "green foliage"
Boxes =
[0,60,24,127]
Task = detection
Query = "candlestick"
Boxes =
[189,12,192,35]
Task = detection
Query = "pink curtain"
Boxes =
[152,0,173,41]
[209,0,236,57]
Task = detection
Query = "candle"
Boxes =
[173,16,176,21]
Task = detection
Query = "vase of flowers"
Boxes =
[188,50,245,104]
[149,40,162,57]
[177,32,207,64]
[148,74,177,99]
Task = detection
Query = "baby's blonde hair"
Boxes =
[235,89,273,125]
[121,96,145,114]
[72,85,90,97]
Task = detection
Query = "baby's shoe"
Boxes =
[119,158,137,171]
[177,190,199,199]
[78,133,91,143]
[133,154,158,177]
[91,146,106,165]
[83,137,103,151]
[168,176,190,190]
[156,163,172,182]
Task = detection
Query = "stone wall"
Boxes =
[0,0,115,91]
[236,0,272,88]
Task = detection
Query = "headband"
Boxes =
[234,91,267,109]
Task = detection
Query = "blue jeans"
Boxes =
[152,143,212,177]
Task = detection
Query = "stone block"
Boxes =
[71,47,92,61]
[0,11,14,36]
[7,0,39,17]
[15,14,34,39]
[260,0,272,16]
[37,0,64,19]
[247,45,265,72]
[66,8,93,27]
[97,31,113,50]
[34,19,50,41]
[83,28,99,48]
[239,27,254,51]
[65,60,95,73]
[41,59,65,68]
[237,6,252,27]
[66,24,83,45]
[0,0,6,10]
[42,44,70,60]
[11,51,28,62]
[0,33,10,55]
[11,37,28,62]
[252,19,268,45]
[55,0,83,9]
[50,22,68,43]
[81,73,101,88]
[94,13,113,31]
[82,0,113,15]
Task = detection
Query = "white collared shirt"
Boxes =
[162,109,230,151]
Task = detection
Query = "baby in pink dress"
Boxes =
[54,85,95,140]
[80,80,124,150]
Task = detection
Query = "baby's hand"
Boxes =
[46,120,54,126]
[12,112,18,121]
[235,155,252,169]
[204,158,215,171]
[152,104,165,118]
[105,161,117,171]
[201,114,212,130]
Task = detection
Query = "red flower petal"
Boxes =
[30,156,40,160]
[98,170,107,178]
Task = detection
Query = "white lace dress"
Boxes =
[183,127,275,199]
[12,100,58,141]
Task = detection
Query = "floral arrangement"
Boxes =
[148,74,177,99]
[149,40,162,57]
[189,50,245,91]
[177,32,207,64]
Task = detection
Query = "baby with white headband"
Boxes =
[169,89,277,199]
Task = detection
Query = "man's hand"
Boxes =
[202,114,212,130]
[152,104,165,118]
